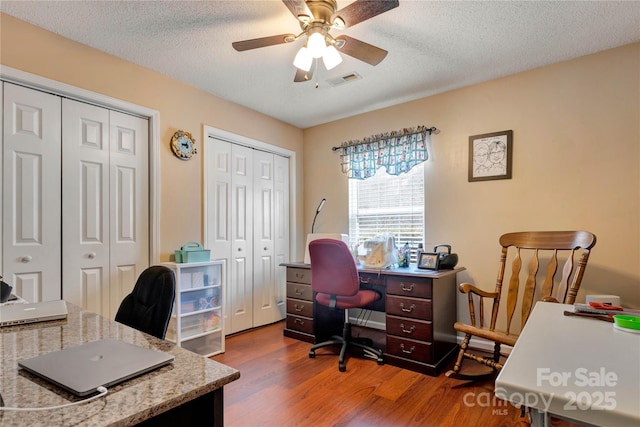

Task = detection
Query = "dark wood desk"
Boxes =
[282,263,462,376]
[0,302,239,426]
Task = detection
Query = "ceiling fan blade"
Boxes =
[282,0,313,20]
[332,0,399,28]
[232,34,296,51]
[294,66,314,83]
[335,35,388,66]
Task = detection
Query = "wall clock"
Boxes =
[170,130,197,160]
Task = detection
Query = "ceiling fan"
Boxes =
[232,0,399,82]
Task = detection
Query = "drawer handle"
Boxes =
[360,277,370,284]
[294,304,305,312]
[400,323,416,334]
[294,288,304,295]
[401,282,415,292]
[400,344,416,354]
[294,318,305,325]
[295,273,305,280]
[400,303,416,313]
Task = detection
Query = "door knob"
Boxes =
[21,255,32,263]
[88,252,97,259]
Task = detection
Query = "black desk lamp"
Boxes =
[311,198,326,233]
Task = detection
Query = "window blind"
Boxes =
[348,163,424,262]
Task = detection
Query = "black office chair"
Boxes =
[115,265,175,339]
[308,239,384,372]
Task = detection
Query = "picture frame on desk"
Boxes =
[417,252,439,270]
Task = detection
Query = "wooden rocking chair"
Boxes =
[446,231,596,380]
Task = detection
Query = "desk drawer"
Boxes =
[386,276,432,298]
[358,272,385,287]
[387,335,432,363]
[386,295,432,320]
[286,282,313,301]
[386,315,432,341]
[286,268,311,284]
[286,314,314,335]
[286,298,313,318]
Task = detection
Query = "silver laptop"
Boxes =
[18,338,175,396]
[0,300,68,327]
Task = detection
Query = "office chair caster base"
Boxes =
[309,350,316,358]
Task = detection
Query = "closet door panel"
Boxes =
[208,139,233,332]
[2,83,61,301]
[108,111,149,317]
[62,99,110,316]
[274,154,289,318]
[229,144,254,333]
[80,267,105,315]
[253,150,281,326]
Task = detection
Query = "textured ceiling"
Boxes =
[2,1,639,129]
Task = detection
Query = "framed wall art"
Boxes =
[468,130,513,182]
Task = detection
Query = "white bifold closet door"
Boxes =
[253,149,289,327]
[208,138,289,335]
[2,83,62,302]
[2,83,149,318]
[61,98,149,318]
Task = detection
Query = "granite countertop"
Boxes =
[0,302,240,426]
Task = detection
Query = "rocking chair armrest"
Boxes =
[458,283,499,299]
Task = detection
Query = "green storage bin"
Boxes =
[175,241,211,263]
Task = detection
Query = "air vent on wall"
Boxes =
[327,72,362,87]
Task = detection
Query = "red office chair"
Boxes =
[308,239,384,372]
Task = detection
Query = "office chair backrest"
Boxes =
[309,239,360,297]
[115,265,176,339]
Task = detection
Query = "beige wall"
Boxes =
[2,14,638,312]
[304,43,640,309]
[0,14,304,262]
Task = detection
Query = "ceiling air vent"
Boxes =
[327,72,362,87]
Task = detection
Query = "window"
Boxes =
[348,163,424,262]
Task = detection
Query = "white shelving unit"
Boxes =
[163,261,224,357]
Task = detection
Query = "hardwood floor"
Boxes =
[211,321,579,427]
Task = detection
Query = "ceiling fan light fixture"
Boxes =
[293,47,313,72]
[322,45,342,70]
[307,31,327,58]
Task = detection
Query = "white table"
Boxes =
[495,302,640,427]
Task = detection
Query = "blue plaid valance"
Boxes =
[334,126,435,180]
